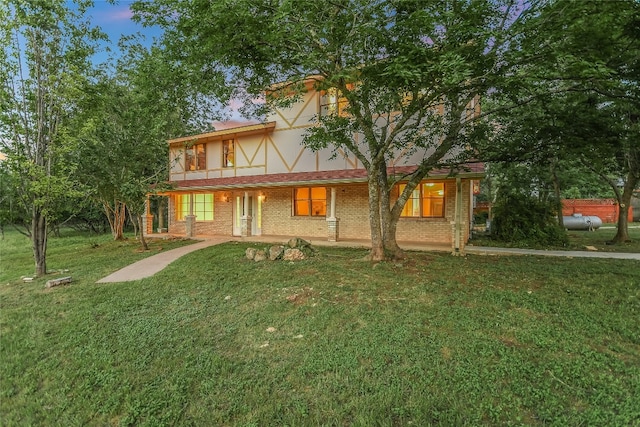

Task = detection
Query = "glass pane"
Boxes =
[197,144,206,170]
[223,140,234,167]
[310,187,326,199]
[295,188,309,200]
[422,183,444,217]
[179,194,191,220]
[235,197,241,227]
[311,201,326,216]
[185,148,195,171]
[295,200,309,216]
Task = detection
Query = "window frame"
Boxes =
[398,182,446,218]
[293,186,327,217]
[319,84,354,117]
[175,193,214,221]
[185,143,206,171]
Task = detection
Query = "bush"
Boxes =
[491,194,567,246]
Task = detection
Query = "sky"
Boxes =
[80,0,252,128]
[82,0,162,64]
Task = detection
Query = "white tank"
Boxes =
[563,214,603,230]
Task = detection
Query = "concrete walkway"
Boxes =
[465,246,640,260]
[96,238,228,283]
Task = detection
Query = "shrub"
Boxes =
[491,194,568,246]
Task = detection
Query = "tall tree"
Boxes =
[133,0,534,260]
[73,42,217,247]
[0,0,102,275]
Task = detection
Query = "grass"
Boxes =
[1,229,639,426]
[471,226,640,253]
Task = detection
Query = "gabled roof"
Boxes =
[168,121,276,145]
[166,163,484,192]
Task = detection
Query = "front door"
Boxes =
[232,193,262,236]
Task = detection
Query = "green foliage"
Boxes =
[491,193,568,246]
[0,0,105,273]
[485,0,640,244]
[1,230,639,425]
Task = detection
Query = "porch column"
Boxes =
[241,191,252,237]
[326,187,339,242]
[185,193,196,238]
[451,177,465,255]
[144,195,154,236]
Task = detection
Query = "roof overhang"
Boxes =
[158,163,485,194]
[168,121,276,146]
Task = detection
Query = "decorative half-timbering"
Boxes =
[147,81,484,252]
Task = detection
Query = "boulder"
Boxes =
[254,250,267,262]
[283,248,305,261]
[245,247,257,260]
[288,237,311,249]
[269,245,285,260]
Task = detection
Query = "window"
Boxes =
[223,139,234,167]
[185,144,206,171]
[399,182,445,218]
[175,194,214,221]
[320,85,353,117]
[294,187,326,216]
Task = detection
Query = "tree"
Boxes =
[0,0,102,275]
[486,0,640,243]
[73,41,217,247]
[133,0,535,260]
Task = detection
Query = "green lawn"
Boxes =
[1,230,639,426]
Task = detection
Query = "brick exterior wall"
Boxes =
[165,180,473,245]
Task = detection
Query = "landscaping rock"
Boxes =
[269,245,284,260]
[254,250,267,262]
[246,247,257,260]
[288,237,311,249]
[283,248,305,261]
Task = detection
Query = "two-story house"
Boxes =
[145,80,483,252]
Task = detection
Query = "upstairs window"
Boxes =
[293,187,326,216]
[320,85,353,117]
[223,139,235,167]
[185,144,206,171]
[399,182,445,218]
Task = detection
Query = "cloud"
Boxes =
[104,7,134,22]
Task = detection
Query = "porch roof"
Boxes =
[163,162,484,193]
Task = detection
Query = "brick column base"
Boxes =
[145,214,154,236]
[185,215,196,238]
[327,218,339,242]
[242,216,252,237]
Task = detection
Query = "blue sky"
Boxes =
[82,0,162,64]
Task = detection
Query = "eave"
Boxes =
[160,163,485,194]
[168,121,276,146]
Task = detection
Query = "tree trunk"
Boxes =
[610,171,637,244]
[103,200,126,240]
[366,168,385,261]
[378,163,404,260]
[137,214,149,251]
[550,158,565,229]
[32,207,47,276]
